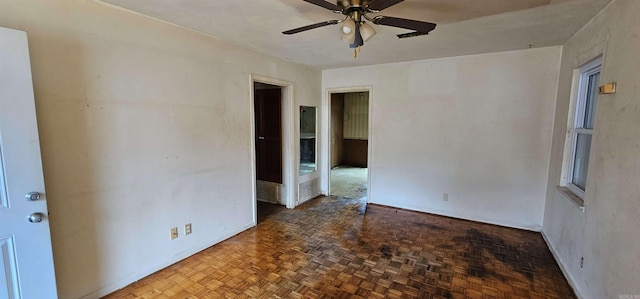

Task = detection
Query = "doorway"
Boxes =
[329,91,370,200]
[254,82,282,185]
[251,77,295,224]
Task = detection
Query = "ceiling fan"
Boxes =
[283,0,437,57]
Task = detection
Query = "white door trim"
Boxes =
[249,75,295,225]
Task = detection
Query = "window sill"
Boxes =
[556,186,585,212]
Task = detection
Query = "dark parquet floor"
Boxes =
[104,196,575,299]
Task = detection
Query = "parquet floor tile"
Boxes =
[104,196,575,299]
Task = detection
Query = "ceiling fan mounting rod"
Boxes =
[350,10,363,22]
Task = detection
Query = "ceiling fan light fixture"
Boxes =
[283,0,438,58]
[340,18,356,44]
[360,21,376,42]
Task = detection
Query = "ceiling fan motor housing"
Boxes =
[337,0,372,10]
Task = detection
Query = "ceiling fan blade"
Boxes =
[367,0,404,11]
[303,0,342,12]
[372,16,436,33]
[282,20,340,35]
[397,31,429,39]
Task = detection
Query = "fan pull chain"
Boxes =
[353,46,362,59]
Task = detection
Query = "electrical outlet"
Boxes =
[170,227,178,240]
[443,193,449,201]
[185,223,192,235]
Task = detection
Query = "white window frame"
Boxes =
[565,57,602,199]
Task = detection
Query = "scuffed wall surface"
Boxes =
[323,47,562,230]
[0,0,321,298]
[543,0,640,298]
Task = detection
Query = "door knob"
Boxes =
[26,192,41,201]
[28,212,46,223]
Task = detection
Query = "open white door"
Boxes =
[0,27,58,298]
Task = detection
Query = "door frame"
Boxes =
[323,86,373,202]
[250,75,295,224]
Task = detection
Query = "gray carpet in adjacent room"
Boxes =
[330,166,368,199]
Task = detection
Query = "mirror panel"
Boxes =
[300,106,317,175]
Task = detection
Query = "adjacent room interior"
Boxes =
[330,91,369,200]
[0,0,638,298]
[253,82,286,221]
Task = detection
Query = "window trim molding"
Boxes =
[556,186,585,212]
[561,56,602,201]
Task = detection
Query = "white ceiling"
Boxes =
[99,0,611,70]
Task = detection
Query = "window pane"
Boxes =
[583,72,600,129]
[572,133,592,191]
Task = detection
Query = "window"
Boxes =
[566,58,601,198]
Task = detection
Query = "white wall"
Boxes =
[542,0,640,298]
[0,0,321,298]
[323,47,561,230]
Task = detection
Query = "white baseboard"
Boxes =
[369,201,542,232]
[541,231,584,299]
[79,222,256,299]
